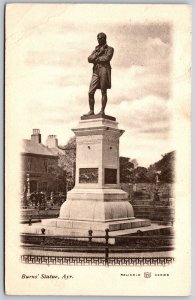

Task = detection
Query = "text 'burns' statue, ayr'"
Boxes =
[87,33,114,116]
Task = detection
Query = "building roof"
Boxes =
[22,139,59,157]
[49,147,65,156]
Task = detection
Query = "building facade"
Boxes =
[21,129,66,204]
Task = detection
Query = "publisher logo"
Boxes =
[144,272,151,278]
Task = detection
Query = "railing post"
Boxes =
[41,228,46,247]
[88,229,93,244]
[28,215,32,226]
[105,228,109,266]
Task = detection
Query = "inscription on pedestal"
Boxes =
[105,168,117,184]
[79,168,98,183]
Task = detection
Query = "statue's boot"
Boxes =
[98,95,107,115]
[86,96,95,115]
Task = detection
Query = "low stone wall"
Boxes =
[120,183,175,222]
[121,183,175,200]
[21,208,60,220]
[132,204,175,222]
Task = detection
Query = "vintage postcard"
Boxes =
[5,3,191,296]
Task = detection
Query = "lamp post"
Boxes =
[26,173,31,203]
[153,171,161,203]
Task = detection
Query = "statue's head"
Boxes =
[97,32,107,46]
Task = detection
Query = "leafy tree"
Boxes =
[120,151,175,184]
[119,156,134,183]
[131,159,138,169]
[146,164,157,183]
[130,166,149,183]
[58,137,76,190]
[147,151,175,183]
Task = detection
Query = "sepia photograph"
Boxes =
[5,3,191,296]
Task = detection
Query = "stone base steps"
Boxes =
[133,205,175,221]
[21,222,173,245]
[44,217,151,232]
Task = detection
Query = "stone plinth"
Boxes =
[59,188,133,222]
[61,116,135,229]
[81,113,116,121]
[41,116,151,236]
[73,117,123,189]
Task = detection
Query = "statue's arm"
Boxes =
[96,47,114,63]
[88,50,98,63]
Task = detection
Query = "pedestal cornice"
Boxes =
[72,126,124,137]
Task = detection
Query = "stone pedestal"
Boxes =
[42,115,151,235]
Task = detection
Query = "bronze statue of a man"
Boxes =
[87,32,114,115]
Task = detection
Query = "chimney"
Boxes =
[46,135,58,148]
[31,129,41,143]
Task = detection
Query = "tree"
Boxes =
[58,137,76,190]
[146,164,157,183]
[130,166,149,183]
[131,159,138,169]
[147,151,175,183]
[119,156,134,183]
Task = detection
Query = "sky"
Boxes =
[6,4,175,167]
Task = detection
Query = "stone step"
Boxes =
[41,218,151,232]
[20,222,173,245]
[132,201,153,205]
[133,210,174,216]
[133,207,174,213]
[132,200,175,206]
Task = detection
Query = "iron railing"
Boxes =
[21,228,175,266]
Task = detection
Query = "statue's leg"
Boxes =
[98,70,108,115]
[87,74,99,115]
[88,93,95,115]
[98,89,107,114]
